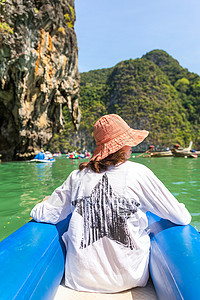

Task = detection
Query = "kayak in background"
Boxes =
[36,158,55,163]
[66,151,91,159]
[28,158,55,163]
[28,151,55,163]
[53,152,62,157]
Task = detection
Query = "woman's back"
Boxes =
[63,161,150,292]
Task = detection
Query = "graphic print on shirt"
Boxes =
[72,174,140,250]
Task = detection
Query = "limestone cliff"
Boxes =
[0,0,80,161]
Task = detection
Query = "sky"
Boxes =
[74,0,200,75]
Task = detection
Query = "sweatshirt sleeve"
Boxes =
[30,170,77,224]
[132,166,191,225]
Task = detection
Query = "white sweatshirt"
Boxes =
[30,161,191,293]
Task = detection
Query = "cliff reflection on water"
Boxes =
[0,155,199,241]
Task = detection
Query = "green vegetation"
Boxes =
[46,105,77,153]
[64,4,75,28]
[0,21,13,34]
[48,50,200,152]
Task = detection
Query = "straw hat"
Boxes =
[90,114,149,161]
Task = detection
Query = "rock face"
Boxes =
[0,0,80,161]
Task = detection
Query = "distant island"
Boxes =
[48,50,200,153]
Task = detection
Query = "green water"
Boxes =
[0,155,199,241]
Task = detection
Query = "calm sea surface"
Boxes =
[0,155,199,241]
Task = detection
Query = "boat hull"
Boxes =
[0,216,71,300]
[36,159,55,163]
[28,159,55,163]
[0,213,199,299]
[147,212,200,300]
[150,151,173,157]
[173,151,198,158]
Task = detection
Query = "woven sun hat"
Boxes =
[90,114,149,161]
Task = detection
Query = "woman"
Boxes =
[31,114,191,293]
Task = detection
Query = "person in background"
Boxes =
[34,150,45,160]
[136,145,154,158]
[44,151,54,160]
[30,114,191,293]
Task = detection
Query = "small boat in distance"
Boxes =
[172,141,198,158]
[29,157,55,163]
[28,151,55,163]
[136,146,173,158]
[66,151,91,159]
[35,158,55,163]
[149,150,173,157]
[136,142,198,158]
[53,152,62,157]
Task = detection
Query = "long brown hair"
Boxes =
[79,148,126,173]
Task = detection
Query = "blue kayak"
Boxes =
[0,212,199,299]
[147,212,200,300]
[35,158,55,163]
[29,158,55,163]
